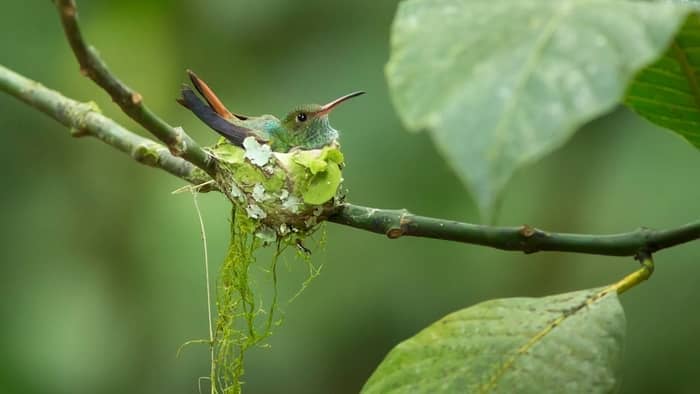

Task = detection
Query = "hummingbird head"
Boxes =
[275,91,364,151]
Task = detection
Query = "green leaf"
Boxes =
[302,162,342,205]
[363,287,625,394]
[626,13,700,149]
[291,146,345,204]
[292,146,345,174]
[386,0,690,217]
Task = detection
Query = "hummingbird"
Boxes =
[178,70,364,152]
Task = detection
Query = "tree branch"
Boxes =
[53,0,217,177]
[328,204,700,256]
[0,64,208,185]
[2,63,699,256]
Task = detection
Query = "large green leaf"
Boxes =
[363,288,625,394]
[626,13,700,149]
[386,0,690,217]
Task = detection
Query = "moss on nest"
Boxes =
[200,138,343,392]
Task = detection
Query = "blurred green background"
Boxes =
[1,1,699,393]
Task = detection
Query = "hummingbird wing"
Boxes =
[178,86,264,147]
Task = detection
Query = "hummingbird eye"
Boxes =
[296,112,307,122]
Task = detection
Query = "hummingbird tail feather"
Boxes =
[186,69,250,120]
[178,86,259,147]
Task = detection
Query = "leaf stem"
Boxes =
[612,253,654,295]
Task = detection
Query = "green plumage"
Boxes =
[179,70,363,152]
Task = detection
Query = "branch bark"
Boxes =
[53,0,217,177]
[1,63,699,257]
[3,0,700,259]
[328,204,700,256]
[0,64,208,185]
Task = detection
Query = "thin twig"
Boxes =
[53,0,217,177]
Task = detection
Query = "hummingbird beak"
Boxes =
[316,91,365,116]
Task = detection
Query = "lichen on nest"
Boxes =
[200,137,344,393]
[211,136,345,240]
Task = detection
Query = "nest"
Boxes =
[209,137,344,241]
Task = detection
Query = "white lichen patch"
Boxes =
[246,203,267,219]
[230,183,245,200]
[271,152,292,172]
[282,195,301,213]
[255,226,277,243]
[279,189,289,201]
[279,223,289,235]
[171,126,188,154]
[252,183,270,202]
[243,137,272,167]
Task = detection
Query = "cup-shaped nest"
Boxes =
[209,137,344,241]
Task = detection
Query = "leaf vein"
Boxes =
[626,95,700,112]
[628,80,694,99]
[641,66,686,81]
[671,40,700,111]
[491,2,574,159]
[480,287,616,393]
